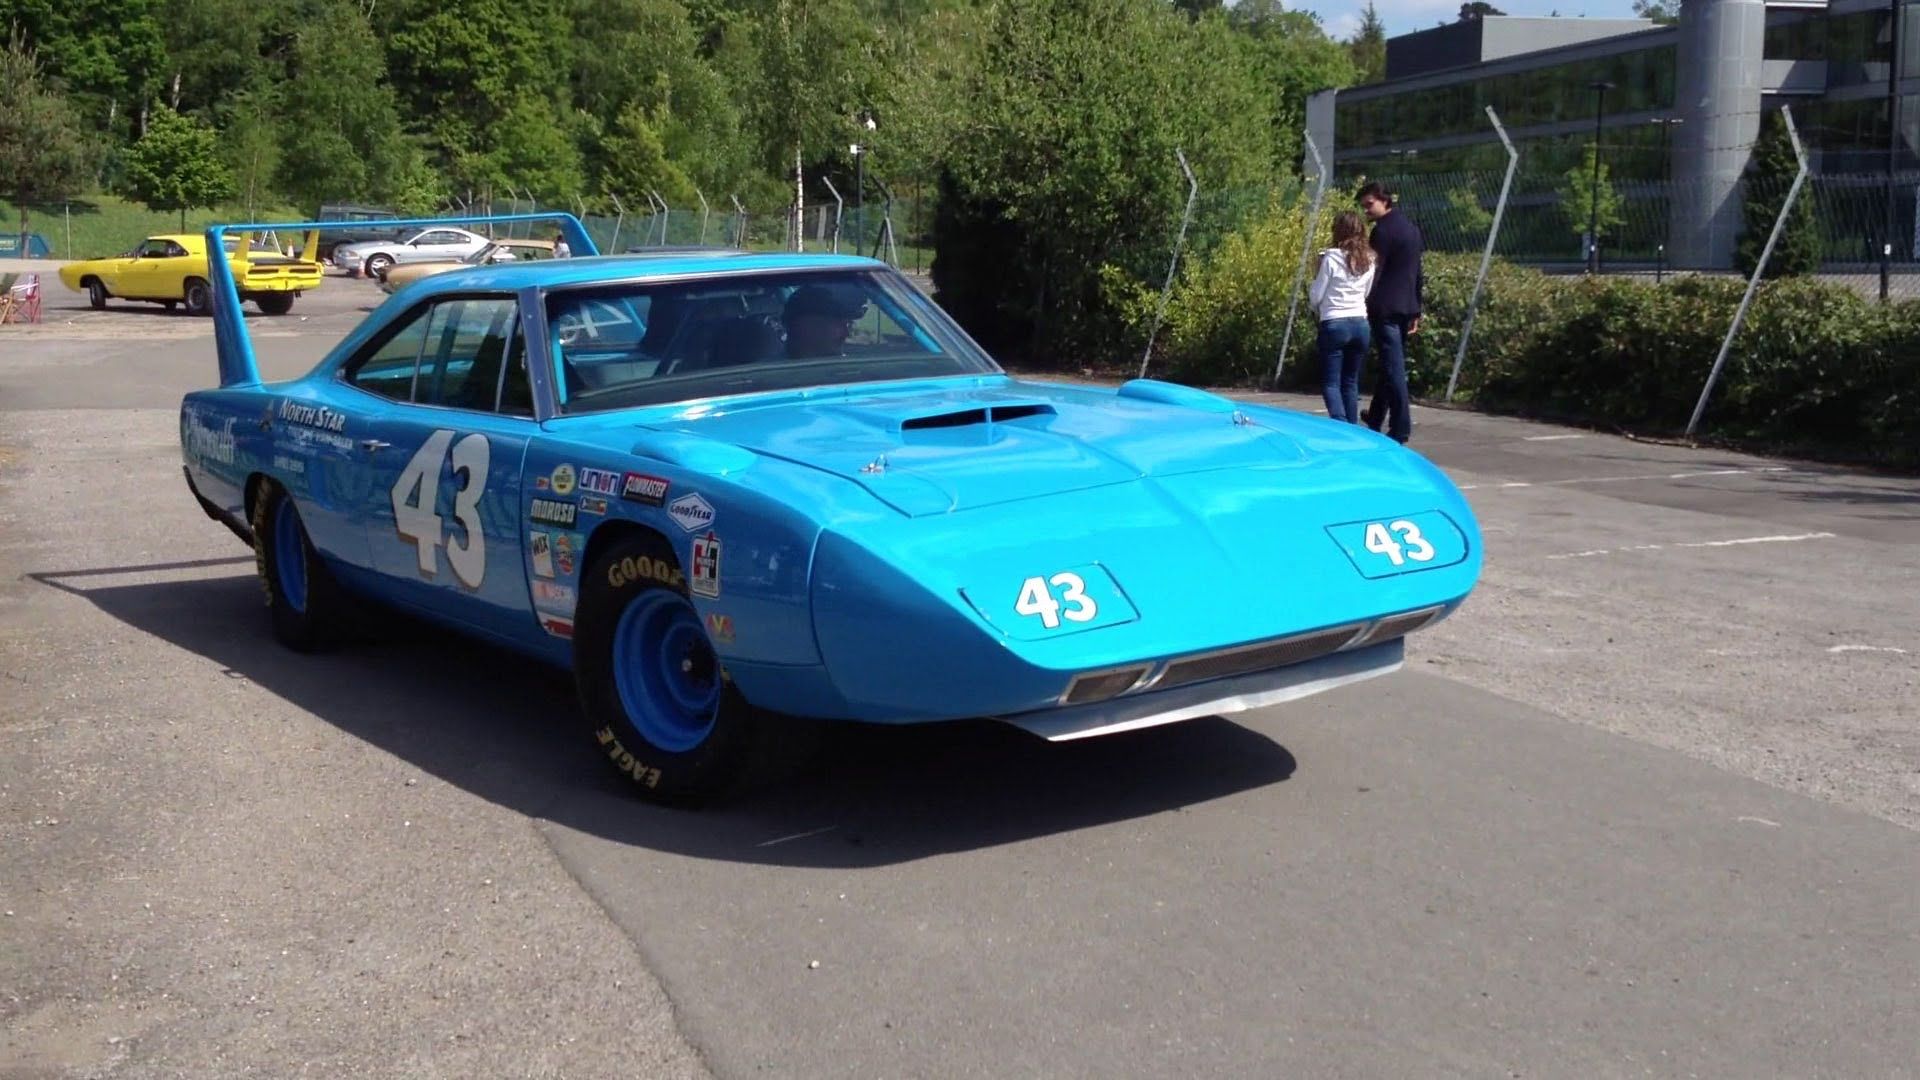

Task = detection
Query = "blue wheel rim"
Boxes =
[611,591,720,753]
[272,499,309,614]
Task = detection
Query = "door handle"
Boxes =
[360,439,391,452]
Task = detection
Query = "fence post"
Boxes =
[649,190,668,245]
[871,180,899,265]
[730,195,748,248]
[821,177,845,253]
[1273,133,1331,386]
[695,188,711,245]
[1446,106,1519,402]
[1688,106,1808,436]
[609,195,627,251]
[1140,148,1199,379]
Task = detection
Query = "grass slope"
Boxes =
[3,196,305,261]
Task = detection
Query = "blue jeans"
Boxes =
[1317,317,1369,423]
[1367,315,1414,443]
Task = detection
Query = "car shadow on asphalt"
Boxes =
[31,561,1298,868]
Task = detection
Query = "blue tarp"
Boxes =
[0,233,52,258]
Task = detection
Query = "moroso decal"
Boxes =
[690,532,721,598]
[529,497,577,528]
[621,472,670,506]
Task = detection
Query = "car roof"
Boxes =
[402,251,889,297]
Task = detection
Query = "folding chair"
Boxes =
[1,272,42,324]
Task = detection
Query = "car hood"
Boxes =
[645,379,1369,517]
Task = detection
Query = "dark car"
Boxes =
[313,204,410,262]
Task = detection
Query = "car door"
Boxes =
[404,230,470,265]
[347,294,539,643]
[117,239,176,298]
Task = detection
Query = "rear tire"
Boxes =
[86,279,107,309]
[574,535,760,804]
[183,278,213,317]
[251,481,349,652]
[255,293,295,316]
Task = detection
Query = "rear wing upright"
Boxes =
[204,212,599,389]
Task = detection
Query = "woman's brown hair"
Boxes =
[1330,211,1372,274]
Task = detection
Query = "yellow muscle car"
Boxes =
[59,231,323,316]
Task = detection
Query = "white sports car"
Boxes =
[331,227,491,278]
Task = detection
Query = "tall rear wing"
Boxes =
[203,212,598,389]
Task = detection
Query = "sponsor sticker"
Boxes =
[532,581,577,613]
[668,493,716,533]
[184,411,237,466]
[530,531,555,578]
[554,532,577,576]
[622,472,670,506]
[550,464,576,496]
[272,453,306,475]
[580,495,609,516]
[529,497,577,528]
[704,612,735,644]
[578,468,621,497]
[277,398,348,433]
[690,531,721,598]
[534,475,550,491]
[540,614,575,639]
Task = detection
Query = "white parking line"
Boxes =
[1522,434,1587,441]
[1545,532,1836,560]
[1827,645,1910,655]
[1459,466,1793,491]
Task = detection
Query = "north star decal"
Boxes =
[277,399,348,433]
[622,472,669,506]
[529,497,577,528]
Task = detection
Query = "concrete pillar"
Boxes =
[1306,89,1338,181]
[1670,0,1767,268]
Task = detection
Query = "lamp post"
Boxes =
[851,114,876,253]
[1651,116,1683,279]
[1883,0,1903,301]
[1589,80,1616,274]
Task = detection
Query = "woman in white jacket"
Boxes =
[1307,211,1376,423]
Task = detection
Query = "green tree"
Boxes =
[0,0,167,129]
[1457,2,1504,20]
[1347,1,1387,84]
[273,0,411,210]
[1736,109,1820,278]
[0,29,97,244]
[1631,0,1679,25]
[222,94,279,220]
[1226,1,1357,174]
[157,0,270,115]
[597,102,695,203]
[1559,143,1621,249]
[120,104,234,227]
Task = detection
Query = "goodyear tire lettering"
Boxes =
[607,555,686,590]
[595,726,663,788]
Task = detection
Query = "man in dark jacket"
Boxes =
[1357,181,1423,443]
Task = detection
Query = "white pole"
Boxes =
[1140,148,1199,379]
[1274,133,1330,385]
[1446,106,1519,402]
[1688,106,1808,436]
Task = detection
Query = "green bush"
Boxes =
[1136,214,1920,465]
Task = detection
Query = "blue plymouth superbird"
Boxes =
[180,214,1481,803]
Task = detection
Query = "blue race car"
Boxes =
[181,214,1481,803]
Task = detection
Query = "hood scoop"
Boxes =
[897,402,1056,432]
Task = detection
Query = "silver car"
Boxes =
[331,228,491,279]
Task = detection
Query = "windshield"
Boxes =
[548,268,1000,413]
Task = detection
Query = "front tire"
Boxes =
[364,253,393,279]
[251,482,349,652]
[574,536,759,803]
[86,279,108,309]
[255,293,295,316]
[183,278,212,317]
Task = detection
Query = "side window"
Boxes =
[138,240,172,258]
[415,297,520,411]
[168,242,190,258]
[347,309,432,401]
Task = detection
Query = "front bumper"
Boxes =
[998,638,1403,740]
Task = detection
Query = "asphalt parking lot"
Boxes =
[3,273,1917,1078]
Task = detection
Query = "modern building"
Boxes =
[1307,0,1919,269]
